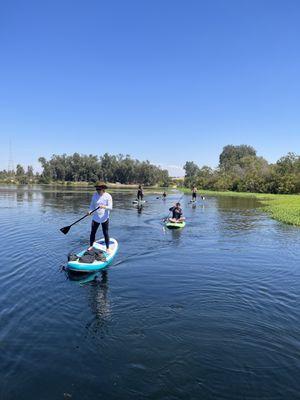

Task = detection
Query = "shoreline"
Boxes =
[0,181,168,189]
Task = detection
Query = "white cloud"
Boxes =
[157,163,185,178]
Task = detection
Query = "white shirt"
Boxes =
[89,192,113,223]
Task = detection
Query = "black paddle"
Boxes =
[60,206,100,235]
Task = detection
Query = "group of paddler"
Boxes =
[61,181,203,272]
[87,182,203,252]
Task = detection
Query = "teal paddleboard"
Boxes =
[67,238,118,273]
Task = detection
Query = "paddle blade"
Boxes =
[60,226,71,235]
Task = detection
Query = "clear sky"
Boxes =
[0,0,299,176]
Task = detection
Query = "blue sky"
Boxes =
[0,0,299,176]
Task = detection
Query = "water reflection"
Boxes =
[136,204,143,214]
[170,228,183,243]
[214,196,261,234]
[67,270,99,284]
[1,185,300,400]
[68,270,111,331]
[87,270,110,320]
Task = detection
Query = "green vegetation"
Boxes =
[181,144,300,225]
[0,153,170,187]
[258,195,300,226]
[184,145,300,194]
[180,187,300,226]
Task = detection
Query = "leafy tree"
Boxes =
[16,164,25,176]
[183,161,200,187]
[27,166,34,178]
[35,153,169,186]
[183,146,300,195]
[219,145,257,171]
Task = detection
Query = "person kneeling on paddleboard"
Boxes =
[88,182,112,253]
[137,185,144,201]
[169,203,185,223]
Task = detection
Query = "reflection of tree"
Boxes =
[215,196,259,233]
[40,189,91,213]
[16,190,25,202]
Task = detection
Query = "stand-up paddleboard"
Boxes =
[190,197,205,203]
[165,220,186,229]
[132,199,146,205]
[67,238,118,273]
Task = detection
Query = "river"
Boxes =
[0,185,299,399]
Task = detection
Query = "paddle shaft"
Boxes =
[69,206,100,228]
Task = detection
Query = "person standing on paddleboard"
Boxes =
[88,182,112,252]
[169,202,185,222]
[137,185,144,201]
[192,186,197,202]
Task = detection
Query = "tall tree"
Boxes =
[219,145,257,171]
[183,161,200,187]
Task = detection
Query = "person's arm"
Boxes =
[106,194,113,210]
[100,194,113,210]
[169,206,174,212]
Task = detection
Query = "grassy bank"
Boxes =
[179,188,300,226]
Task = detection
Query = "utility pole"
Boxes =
[8,139,14,174]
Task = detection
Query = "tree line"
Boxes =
[184,145,300,194]
[0,153,170,186]
[1,146,299,194]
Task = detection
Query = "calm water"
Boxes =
[0,185,300,400]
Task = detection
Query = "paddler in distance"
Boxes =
[88,182,113,253]
[137,184,144,201]
[192,186,197,202]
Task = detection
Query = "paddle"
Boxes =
[60,206,100,235]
